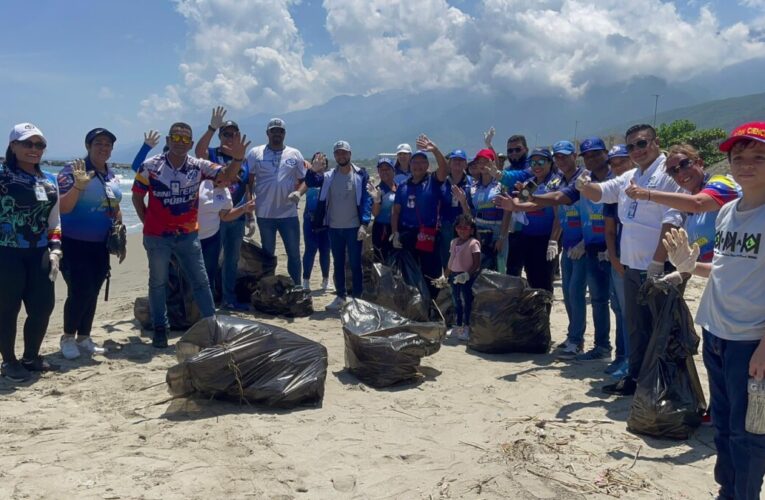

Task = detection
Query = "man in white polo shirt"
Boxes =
[577,123,684,396]
[246,118,306,285]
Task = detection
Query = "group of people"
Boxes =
[1,111,764,499]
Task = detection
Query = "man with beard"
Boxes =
[506,134,529,170]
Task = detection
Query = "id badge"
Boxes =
[626,200,638,219]
[171,181,180,196]
[104,185,116,199]
[34,184,48,202]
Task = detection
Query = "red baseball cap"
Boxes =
[719,121,765,152]
[473,148,496,162]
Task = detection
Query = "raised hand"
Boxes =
[483,126,495,148]
[143,130,160,148]
[416,134,436,152]
[311,153,327,172]
[451,184,466,203]
[662,228,699,274]
[210,106,227,130]
[71,158,94,190]
[367,182,382,203]
[220,132,250,160]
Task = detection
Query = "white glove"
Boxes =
[431,275,449,289]
[391,232,402,249]
[288,191,302,204]
[647,260,665,278]
[367,183,382,203]
[546,240,558,261]
[454,272,471,285]
[245,219,257,238]
[597,251,609,262]
[357,225,368,241]
[483,126,495,148]
[567,240,585,260]
[658,270,684,287]
[575,170,592,191]
[662,228,699,275]
[49,250,62,282]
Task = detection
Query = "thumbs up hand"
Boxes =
[625,178,650,201]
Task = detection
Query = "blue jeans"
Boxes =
[585,252,611,351]
[450,274,476,326]
[561,252,587,344]
[143,232,216,329]
[219,218,245,305]
[610,266,629,359]
[703,330,765,500]
[329,227,362,298]
[257,216,301,285]
[200,230,221,296]
[302,214,330,280]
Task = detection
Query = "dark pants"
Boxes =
[302,214,330,280]
[200,230,222,297]
[61,237,110,338]
[401,228,443,300]
[703,330,765,500]
[450,274,476,326]
[329,227,363,298]
[0,246,55,362]
[372,221,393,264]
[506,232,554,292]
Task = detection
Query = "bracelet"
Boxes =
[208,125,216,133]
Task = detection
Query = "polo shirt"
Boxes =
[246,145,305,219]
[394,173,443,229]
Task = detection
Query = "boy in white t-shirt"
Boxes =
[664,122,765,500]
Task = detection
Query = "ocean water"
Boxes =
[44,166,143,234]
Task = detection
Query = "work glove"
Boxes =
[49,250,62,282]
[658,270,684,287]
[575,170,592,191]
[546,240,558,262]
[367,183,382,203]
[390,232,402,249]
[662,228,699,275]
[646,260,665,278]
[431,275,449,289]
[453,272,471,285]
[288,190,302,204]
[357,225,368,241]
[71,158,94,190]
[597,251,609,262]
[245,219,257,238]
[567,240,585,260]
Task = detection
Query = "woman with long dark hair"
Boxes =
[0,123,62,382]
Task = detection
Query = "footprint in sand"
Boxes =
[331,475,356,492]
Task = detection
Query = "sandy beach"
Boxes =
[1,211,719,499]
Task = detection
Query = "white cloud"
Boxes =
[98,86,115,100]
[140,0,765,119]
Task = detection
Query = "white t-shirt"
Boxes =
[246,145,306,219]
[598,154,685,270]
[197,180,233,240]
[696,200,765,341]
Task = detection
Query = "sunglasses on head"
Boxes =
[169,134,192,144]
[507,147,524,154]
[625,139,651,152]
[530,159,548,167]
[15,139,47,151]
[666,158,694,176]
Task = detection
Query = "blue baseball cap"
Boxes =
[85,127,117,145]
[528,148,552,161]
[552,140,575,156]
[447,149,468,161]
[377,157,394,168]
[411,150,429,160]
[608,144,629,159]
[579,137,607,155]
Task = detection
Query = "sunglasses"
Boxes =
[15,140,47,151]
[666,158,694,176]
[625,139,651,152]
[220,131,236,139]
[507,147,524,154]
[169,134,192,144]
[530,159,549,167]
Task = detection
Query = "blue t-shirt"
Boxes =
[579,171,613,250]
[470,179,504,228]
[394,164,411,186]
[394,173,443,229]
[376,182,396,225]
[209,147,250,221]
[603,202,621,257]
[304,186,320,215]
[555,168,583,250]
[441,174,473,225]
[522,171,560,236]
[58,159,122,242]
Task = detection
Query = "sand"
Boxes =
[0,218,720,499]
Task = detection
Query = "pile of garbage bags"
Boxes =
[362,251,432,322]
[134,255,201,330]
[250,275,313,317]
[627,279,706,439]
[341,299,445,387]
[468,271,552,354]
[231,238,278,304]
[167,316,328,408]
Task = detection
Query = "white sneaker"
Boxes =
[77,337,106,355]
[325,296,347,312]
[556,341,583,359]
[301,278,311,291]
[447,326,463,338]
[321,277,332,292]
[458,326,470,342]
[60,335,80,360]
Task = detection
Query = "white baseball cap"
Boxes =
[333,140,351,152]
[9,122,46,143]
[396,143,412,154]
[267,118,286,131]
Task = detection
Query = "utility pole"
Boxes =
[574,120,579,143]
[652,94,660,127]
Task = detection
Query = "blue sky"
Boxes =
[1,0,763,159]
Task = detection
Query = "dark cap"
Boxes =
[85,127,117,145]
[220,120,239,131]
[528,148,552,161]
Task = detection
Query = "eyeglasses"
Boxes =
[15,140,47,151]
[530,159,548,167]
[666,158,694,176]
[169,134,192,144]
[507,147,524,154]
[625,139,651,152]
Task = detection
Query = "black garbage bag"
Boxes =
[341,299,446,387]
[133,255,201,331]
[435,285,455,326]
[167,316,327,408]
[232,238,278,303]
[250,275,313,317]
[361,250,433,321]
[468,271,552,354]
[627,279,706,439]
